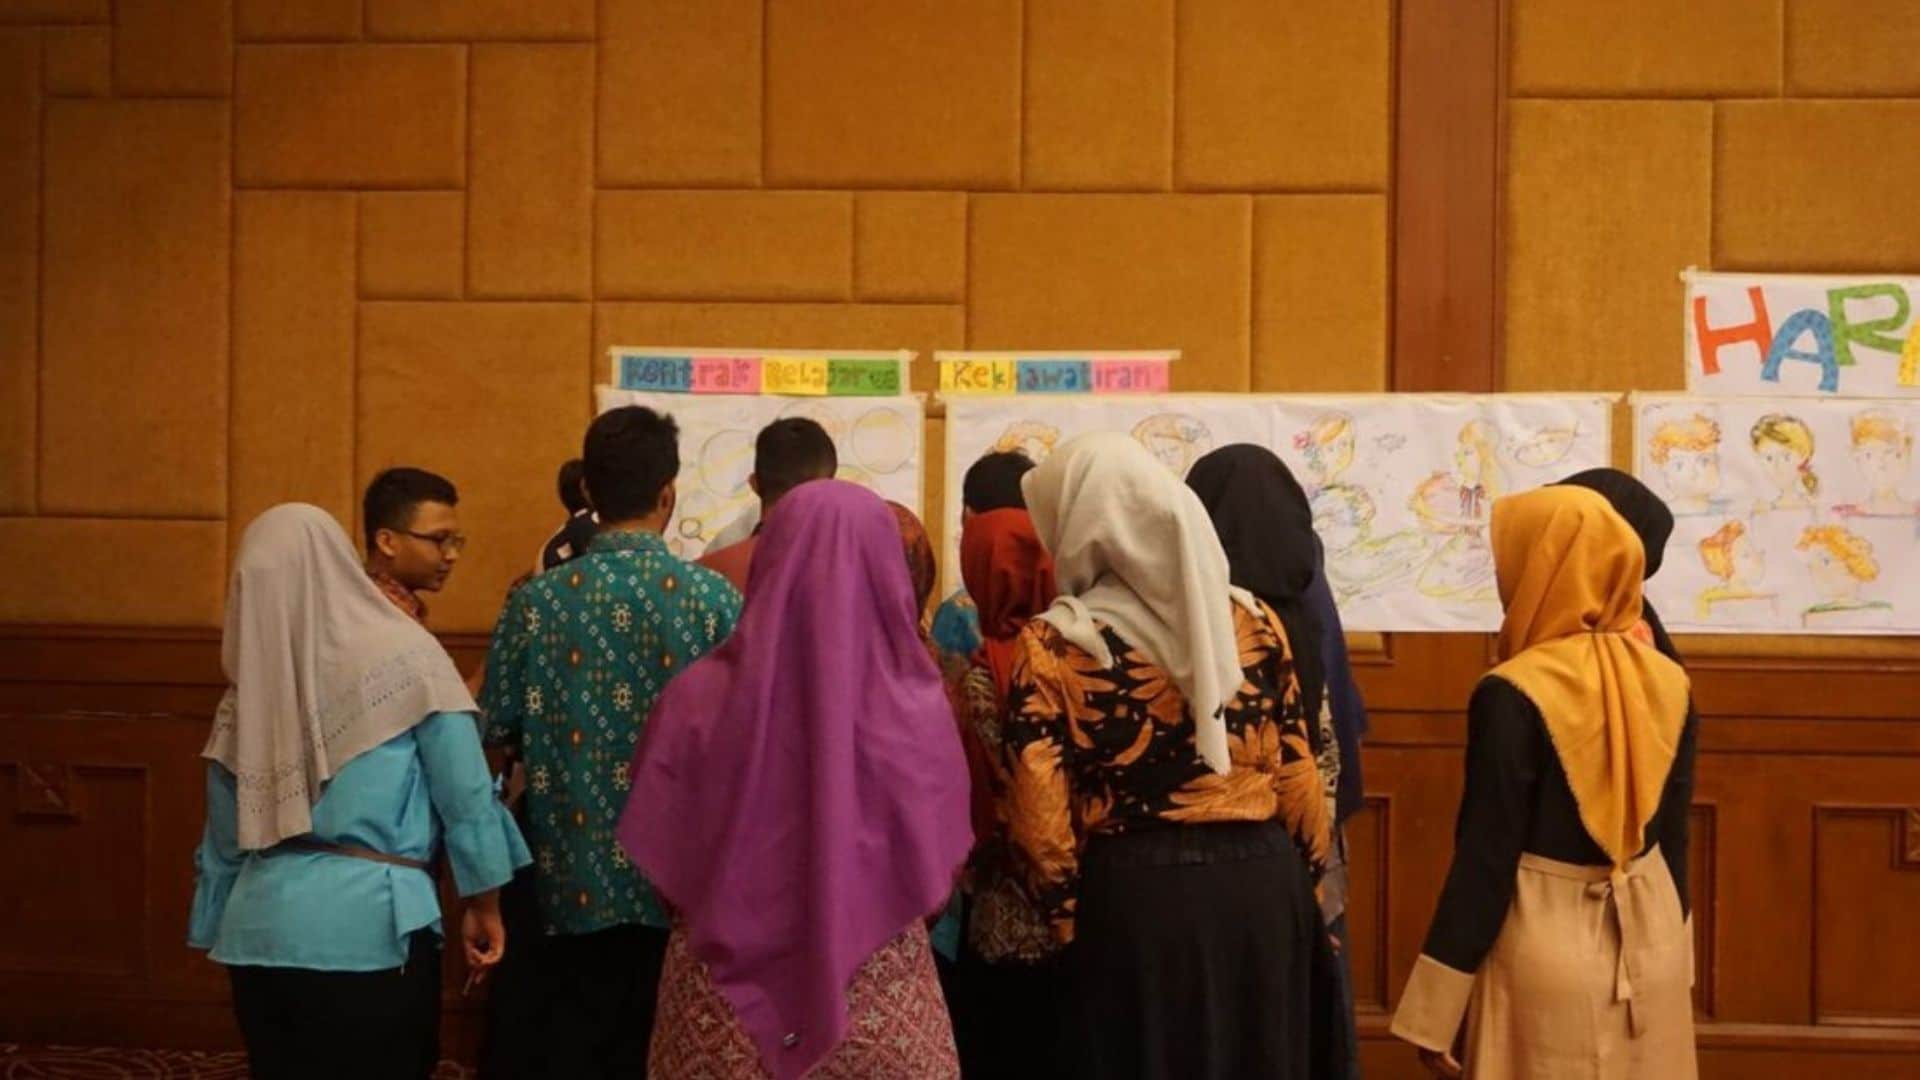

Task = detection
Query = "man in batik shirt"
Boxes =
[482,406,740,1079]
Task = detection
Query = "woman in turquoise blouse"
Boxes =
[189,504,530,1079]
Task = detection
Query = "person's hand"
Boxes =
[462,890,506,984]
[1418,1047,1464,1079]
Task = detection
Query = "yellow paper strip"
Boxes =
[939,358,1017,395]
[762,357,830,396]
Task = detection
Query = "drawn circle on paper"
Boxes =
[698,429,755,497]
[776,400,851,442]
[851,408,915,474]
[836,463,876,489]
[673,489,719,543]
[1131,413,1215,476]
[1509,425,1578,469]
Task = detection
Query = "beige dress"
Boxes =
[1395,846,1696,1079]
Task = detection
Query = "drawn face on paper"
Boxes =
[1854,437,1912,497]
[1303,427,1356,485]
[1756,441,1803,497]
[1805,545,1857,599]
[1661,449,1720,501]
[1731,533,1767,588]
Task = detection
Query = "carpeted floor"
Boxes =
[0,1044,473,1078]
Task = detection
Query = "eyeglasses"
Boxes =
[400,529,468,554]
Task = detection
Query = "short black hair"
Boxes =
[362,467,458,551]
[962,451,1036,513]
[583,406,680,523]
[556,458,588,514]
[754,418,838,503]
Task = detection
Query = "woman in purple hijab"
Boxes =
[619,480,972,1080]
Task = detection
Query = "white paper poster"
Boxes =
[940,395,1270,594]
[596,388,924,561]
[1684,269,1920,398]
[943,394,1613,632]
[1269,395,1613,632]
[1633,394,1920,635]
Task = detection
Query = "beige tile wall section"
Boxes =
[231,192,358,545]
[42,25,110,97]
[2,2,1391,629]
[40,101,229,518]
[234,0,361,42]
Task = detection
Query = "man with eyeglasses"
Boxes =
[361,466,466,624]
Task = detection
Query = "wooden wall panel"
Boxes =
[1812,808,1920,1026]
[0,763,147,978]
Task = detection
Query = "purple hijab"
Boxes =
[618,480,972,1079]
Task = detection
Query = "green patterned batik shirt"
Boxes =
[481,528,740,935]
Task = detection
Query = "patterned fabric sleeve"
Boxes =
[684,567,743,656]
[479,586,532,750]
[1001,629,1083,944]
[1255,604,1333,887]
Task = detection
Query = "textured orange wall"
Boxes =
[0,0,1393,632]
[1502,0,1920,395]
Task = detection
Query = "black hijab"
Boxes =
[1557,467,1681,663]
[1186,445,1327,727]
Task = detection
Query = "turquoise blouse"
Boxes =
[189,711,531,972]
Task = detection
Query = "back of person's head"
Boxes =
[362,467,458,552]
[584,406,680,523]
[754,418,838,504]
[556,458,588,515]
[962,450,1036,514]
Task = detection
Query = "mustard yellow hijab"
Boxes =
[1488,486,1690,869]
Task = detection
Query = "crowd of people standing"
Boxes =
[188,402,1698,1079]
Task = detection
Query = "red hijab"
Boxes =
[959,508,1058,700]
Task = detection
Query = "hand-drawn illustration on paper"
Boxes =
[946,394,1612,632]
[596,388,923,561]
[1635,393,1920,635]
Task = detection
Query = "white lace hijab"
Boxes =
[1023,433,1258,775]
[203,504,476,849]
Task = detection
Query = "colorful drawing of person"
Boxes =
[1648,413,1728,517]
[1410,419,1503,603]
[1693,520,1776,620]
[1312,484,1431,602]
[1834,409,1918,519]
[990,420,1060,463]
[1749,413,1820,513]
[1796,525,1894,629]
[1131,413,1214,475]
[1295,412,1357,490]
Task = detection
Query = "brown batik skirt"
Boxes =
[647,921,959,1080]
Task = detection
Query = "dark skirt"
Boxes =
[229,931,441,1080]
[1062,820,1347,1080]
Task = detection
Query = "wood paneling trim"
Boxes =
[1391,0,1503,393]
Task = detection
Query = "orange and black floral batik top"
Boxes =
[1002,599,1331,944]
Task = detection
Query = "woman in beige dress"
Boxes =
[1392,485,1698,1079]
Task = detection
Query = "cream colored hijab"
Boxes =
[1488,486,1690,869]
[203,504,476,850]
[1022,433,1258,774]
